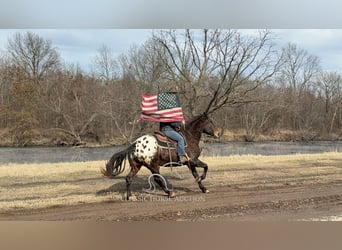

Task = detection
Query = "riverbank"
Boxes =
[1,128,341,147]
[2,141,342,164]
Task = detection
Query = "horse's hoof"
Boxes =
[168,191,176,198]
[205,189,210,193]
[126,193,136,201]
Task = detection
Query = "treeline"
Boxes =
[1,30,342,146]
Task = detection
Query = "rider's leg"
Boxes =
[162,130,188,162]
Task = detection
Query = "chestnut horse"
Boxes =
[102,113,219,200]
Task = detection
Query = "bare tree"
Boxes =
[92,44,118,84]
[279,43,320,93]
[317,71,342,133]
[0,54,8,107]
[152,29,281,116]
[278,43,321,131]
[317,71,341,113]
[100,79,142,144]
[117,40,166,91]
[40,67,104,145]
[7,31,60,85]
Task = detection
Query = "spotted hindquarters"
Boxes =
[133,135,158,164]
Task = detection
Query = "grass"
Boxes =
[0,152,342,213]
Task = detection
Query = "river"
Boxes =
[1,141,342,164]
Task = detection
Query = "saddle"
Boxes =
[153,131,187,149]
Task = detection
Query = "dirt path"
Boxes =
[8,185,342,221]
[1,154,341,221]
[2,183,342,221]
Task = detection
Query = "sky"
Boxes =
[1,0,342,29]
[0,29,342,72]
[0,29,153,72]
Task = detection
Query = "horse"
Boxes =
[101,113,219,200]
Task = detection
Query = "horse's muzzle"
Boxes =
[213,130,220,138]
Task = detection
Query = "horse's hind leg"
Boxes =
[153,173,175,198]
[125,161,142,200]
[148,165,175,198]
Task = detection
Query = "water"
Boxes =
[203,141,342,157]
[0,146,125,164]
[1,141,342,164]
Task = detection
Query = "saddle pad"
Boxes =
[154,131,177,149]
[153,131,187,149]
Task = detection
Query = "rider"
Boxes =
[160,121,189,164]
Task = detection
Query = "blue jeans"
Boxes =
[162,130,186,156]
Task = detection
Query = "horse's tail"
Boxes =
[101,143,136,178]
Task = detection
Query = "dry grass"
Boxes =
[1,152,342,213]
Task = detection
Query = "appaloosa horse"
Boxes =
[102,113,219,200]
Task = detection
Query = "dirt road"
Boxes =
[6,182,341,221]
[2,154,341,221]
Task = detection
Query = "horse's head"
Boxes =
[186,113,220,138]
[201,113,220,138]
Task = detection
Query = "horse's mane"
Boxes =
[185,113,206,129]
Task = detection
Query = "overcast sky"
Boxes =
[0,29,342,72]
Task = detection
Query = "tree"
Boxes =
[317,71,342,133]
[100,77,142,144]
[117,40,166,92]
[279,43,320,93]
[92,44,118,84]
[8,80,39,146]
[7,31,60,85]
[0,55,10,128]
[152,29,281,116]
[278,43,321,131]
[42,68,104,145]
[239,84,282,141]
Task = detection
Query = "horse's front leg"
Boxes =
[196,159,209,181]
[188,160,209,193]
